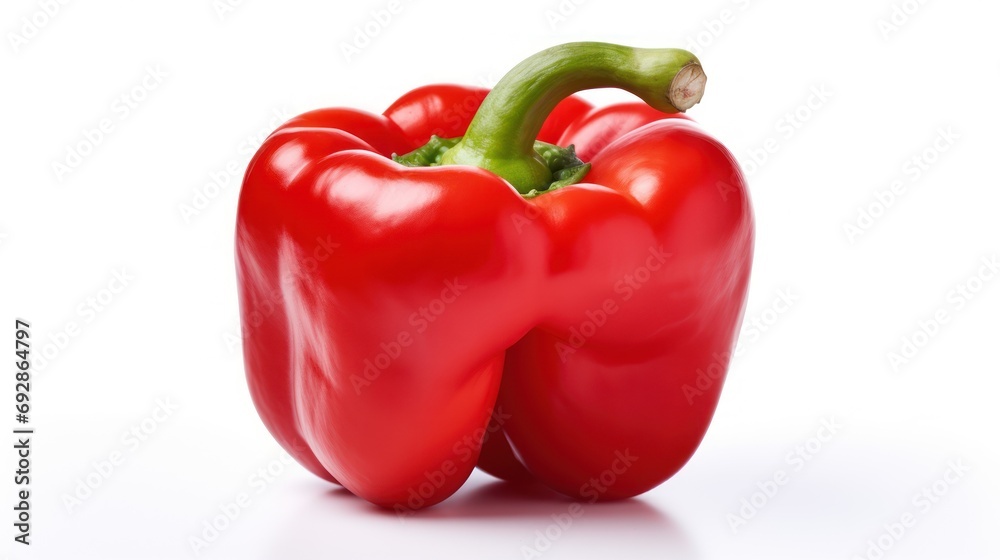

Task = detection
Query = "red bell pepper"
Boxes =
[236,42,753,510]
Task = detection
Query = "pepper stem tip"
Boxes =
[669,63,706,111]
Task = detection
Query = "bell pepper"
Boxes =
[235,42,753,510]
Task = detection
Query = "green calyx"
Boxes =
[392,135,461,167]
[393,136,590,198]
[392,42,705,196]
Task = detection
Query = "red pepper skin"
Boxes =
[495,119,752,499]
[555,102,686,160]
[236,85,752,508]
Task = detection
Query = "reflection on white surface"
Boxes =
[259,477,700,560]
[30,425,995,559]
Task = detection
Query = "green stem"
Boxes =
[439,42,706,194]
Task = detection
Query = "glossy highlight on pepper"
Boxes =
[235,42,753,510]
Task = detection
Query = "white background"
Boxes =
[2,0,998,558]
